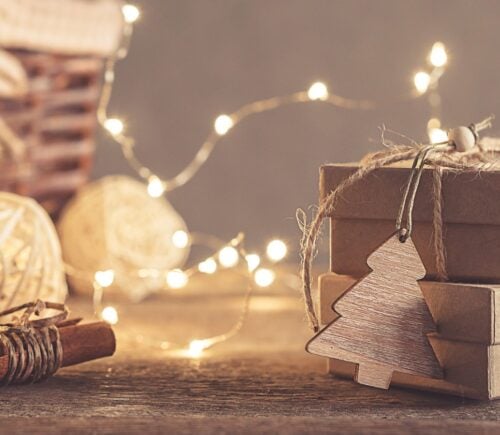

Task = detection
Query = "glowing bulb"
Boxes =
[218,246,239,268]
[214,114,234,135]
[101,306,119,325]
[266,239,287,262]
[147,175,165,198]
[166,269,188,289]
[198,258,217,274]
[94,269,115,288]
[307,82,329,101]
[172,230,190,249]
[427,117,441,130]
[414,71,431,94]
[188,339,210,358]
[104,118,124,136]
[429,128,449,144]
[245,253,261,272]
[429,42,447,68]
[122,4,140,23]
[254,268,275,287]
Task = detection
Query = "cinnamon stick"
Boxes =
[0,321,116,378]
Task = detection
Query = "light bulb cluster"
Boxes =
[94,235,288,344]
[92,4,452,355]
[413,42,448,95]
[171,237,288,289]
[412,42,449,143]
[101,35,446,203]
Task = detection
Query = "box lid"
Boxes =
[320,162,500,225]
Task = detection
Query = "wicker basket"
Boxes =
[0,50,103,218]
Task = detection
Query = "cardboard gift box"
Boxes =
[318,273,500,400]
[321,162,500,282]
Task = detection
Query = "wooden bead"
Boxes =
[448,126,476,152]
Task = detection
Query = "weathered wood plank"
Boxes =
[0,276,498,433]
[0,417,499,435]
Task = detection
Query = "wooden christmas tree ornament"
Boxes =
[307,233,443,389]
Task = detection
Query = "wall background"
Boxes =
[93,0,500,258]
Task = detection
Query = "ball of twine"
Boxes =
[0,192,67,317]
[58,176,189,300]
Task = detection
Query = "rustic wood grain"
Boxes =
[319,272,500,398]
[319,273,500,345]
[420,281,500,344]
[318,273,356,323]
[308,234,443,388]
[1,416,500,435]
[0,270,498,433]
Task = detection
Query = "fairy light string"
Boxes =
[92,232,260,357]
[99,8,448,196]
[412,41,449,143]
[88,3,449,356]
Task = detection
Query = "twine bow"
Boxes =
[0,300,68,385]
[300,117,500,332]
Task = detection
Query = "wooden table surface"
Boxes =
[1,271,500,434]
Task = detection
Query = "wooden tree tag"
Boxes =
[307,233,443,389]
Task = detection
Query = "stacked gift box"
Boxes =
[318,162,500,399]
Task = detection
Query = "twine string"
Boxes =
[431,166,448,281]
[395,144,433,241]
[299,117,498,332]
[0,300,67,386]
[396,143,452,242]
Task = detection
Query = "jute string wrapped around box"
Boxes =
[300,117,500,332]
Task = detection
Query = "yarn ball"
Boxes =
[58,176,189,301]
[0,192,67,314]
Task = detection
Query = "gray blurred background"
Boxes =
[93,0,500,257]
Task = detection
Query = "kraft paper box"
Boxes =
[320,162,500,282]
